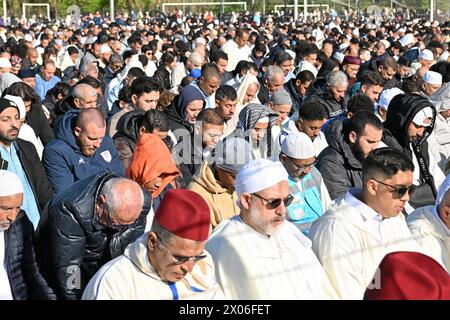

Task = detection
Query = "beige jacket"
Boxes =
[188,161,239,232]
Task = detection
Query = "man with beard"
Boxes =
[383,93,445,209]
[0,98,53,229]
[310,148,421,299]
[317,111,384,200]
[214,85,237,138]
[206,159,338,300]
[279,132,331,235]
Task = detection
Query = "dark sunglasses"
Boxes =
[156,233,207,265]
[373,179,416,199]
[252,193,294,210]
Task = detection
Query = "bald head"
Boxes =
[76,108,105,129]
[99,178,145,225]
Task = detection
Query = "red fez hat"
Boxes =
[364,251,450,300]
[343,55,361,65]
[155,190,210,241]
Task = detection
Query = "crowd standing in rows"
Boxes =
[0,9,450,300]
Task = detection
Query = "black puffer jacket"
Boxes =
[383,93,437,208]
[284,78,303,115]
[113,109,145,170]
[36,171,151,300]
[5,211,55,300]
[306,79,348,118]
[26,99,54,146]
[317,117,363,200]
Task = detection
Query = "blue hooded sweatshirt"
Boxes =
[43,109,124,193]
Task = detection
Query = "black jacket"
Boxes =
[5,211,55,300]
[306,78,348,118]
[36,171,151,300]
[257,78,270,105]
[383,93,438,208]
[317,117,363,200]
[112,109,145,170]
[26,99,54,146]
[153,65,171,90]
[284,78,303,115]
[0,139,54,212]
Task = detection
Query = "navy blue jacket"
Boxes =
[42,109,124,194]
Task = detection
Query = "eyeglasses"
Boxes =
[287,157,318,173]
[155,232,207,265]
[252,193,294,210]
[372,179,416,199]
[102,205,129,231]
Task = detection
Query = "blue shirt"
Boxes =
[0,143,41,229]
[35,74,61,101]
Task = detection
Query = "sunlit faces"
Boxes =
[296,80,311,96]
[378,66,396,81]
[147,232,206,283]
[251,121,268,143]
[367,170,414,218]
[241,180,290,236]
[200,122,224,149]
[265,74,284,94]
[133,91,160,111]
[244,83,259,104]
[271,104,291,126]
[361,84,384,103]
[279,59,294,76]
[422,82,441,97]
[343,63,360,79]
[74,122,106,157]
[349,125,383,160]
[215,97,237,121]
[296,118,327,141]
[185,100,204,124]
[407,122,427,143]
[0,193,23,231]
[0,107,21,144]
[329,84,348,102]
[199,76,221,96]
[215,58,228,74]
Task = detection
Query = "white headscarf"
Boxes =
[430,82,450,112]
[436,174,450,208]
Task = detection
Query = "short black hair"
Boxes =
[215,85,237,102]
[201,63,221,81]
[131,77,161,97]
[141,109,170,132]
[297,101,329,121]
[362,147,414,185]
[127,67,146,80]
[161,51,176,66]
[347,111,383,136]
[127,33,143,46]
[274,51,293,66]
[196,108,224,126]
[210,50,228,63]
[347,94,374,115]
[67,46,79,56]
[296,70,315,82]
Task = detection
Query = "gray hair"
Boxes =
[109,53,123,65]
[327,70,349,88]
[100,177,144,218]
[263,65,284,82]
[80,62,99,77]
[73,83,96,100]
[189,51,204,66]
[150,220,175,245]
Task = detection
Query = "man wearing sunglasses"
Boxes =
[408,174,450,273]
[83,190,224,300]
[279,132,332,236]
[206,159,338,300]
[309,148,422,300]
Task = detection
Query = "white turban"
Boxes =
[235,159,288,198]
[0,170,23,196]
[436,174,450,208]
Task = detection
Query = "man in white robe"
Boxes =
[407,174,450,273]
[309,148,422,299]
[206,159,339,300]
[82,190,224,300]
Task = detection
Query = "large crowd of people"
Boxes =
[0,8,449,300]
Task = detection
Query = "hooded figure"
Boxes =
[164,84,205,134]
[112,109,145,170]
[383,93,445,208]
[233,103,278,160]
[126,133,180,215]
